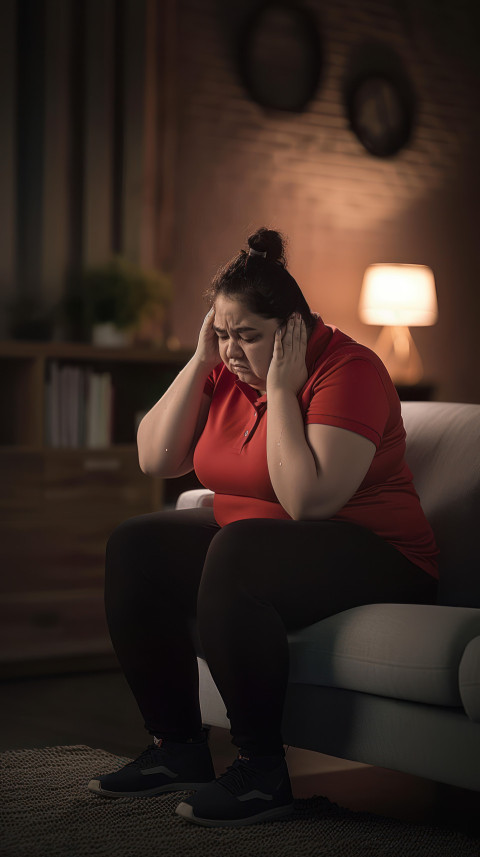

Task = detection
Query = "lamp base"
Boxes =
[373,325,423,385]
[395,383,435,401]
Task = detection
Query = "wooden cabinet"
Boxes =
[0,340,196,676]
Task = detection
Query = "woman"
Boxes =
[88,228,439,827]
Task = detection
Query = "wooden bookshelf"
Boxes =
[0,340,199,677]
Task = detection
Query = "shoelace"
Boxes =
[124,744,166,770]
[216,758,279,796]
[124,738,207,770]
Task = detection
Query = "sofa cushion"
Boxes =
[287,603,480,713]
[401,401,480,608]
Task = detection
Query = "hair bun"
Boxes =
[247,228,286,266]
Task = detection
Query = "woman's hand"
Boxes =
[194,307,221,371]
[267,312,308,395]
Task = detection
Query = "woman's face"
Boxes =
[213,294,281,393]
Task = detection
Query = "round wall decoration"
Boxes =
[345,71,415,157]
[237,0,322,112]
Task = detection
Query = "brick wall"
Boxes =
[171,0,480,402]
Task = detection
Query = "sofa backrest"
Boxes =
[401,401,480,608]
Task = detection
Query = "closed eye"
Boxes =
[216,333,259,343]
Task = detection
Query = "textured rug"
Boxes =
[1,745,479,857]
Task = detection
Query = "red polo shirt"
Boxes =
[193,315,439,579]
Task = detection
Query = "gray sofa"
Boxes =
[176,401,480,791]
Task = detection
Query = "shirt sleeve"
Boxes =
[305,358,390,448]
[203,372,215,397]
[203,362,224,397]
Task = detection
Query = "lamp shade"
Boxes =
[359,264,438,326]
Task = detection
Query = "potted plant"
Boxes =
[55,257,173,346]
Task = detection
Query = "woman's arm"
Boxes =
[266,314,375,520]
[137,309,219,477]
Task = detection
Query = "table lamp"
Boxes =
[358,263,438,385]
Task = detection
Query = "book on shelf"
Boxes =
[44,361,115,448]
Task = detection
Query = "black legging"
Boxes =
[104,507,437,756]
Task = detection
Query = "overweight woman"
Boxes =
[88,228,439,828]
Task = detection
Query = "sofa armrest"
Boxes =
[175,488,214,510]
[459,635,480,722]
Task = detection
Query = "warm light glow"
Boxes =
[359,264,438,327]
[358,264,438,384]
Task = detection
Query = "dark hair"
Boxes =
[204,227,316,335]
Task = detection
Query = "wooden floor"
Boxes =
[1,666,479,838]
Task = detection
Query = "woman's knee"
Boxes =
[202,520,250,571]
[202,519,278,577]
[106,514,154,564]
[207,520,263,557]
[104,512,175,594]
[199,520,262,599]
[106,510,213,606]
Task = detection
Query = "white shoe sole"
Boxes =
[175,800,295,827]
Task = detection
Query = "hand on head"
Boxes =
[267,312,308,395]
[195,307,220,370]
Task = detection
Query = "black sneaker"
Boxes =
[87,734,216,798]
[175,752,294,826]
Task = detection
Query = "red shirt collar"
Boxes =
[305,313,333,370]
